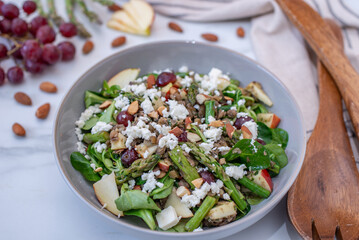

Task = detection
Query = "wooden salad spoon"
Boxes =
[287,20,359,239]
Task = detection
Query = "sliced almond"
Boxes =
[187,132,201,142]
[176,186,191,197]
[169,86,178,95]
[168,22,183,33]
[94,167,103,172]
[147,74,156,89]
[169,126,183,137]
[133,185,141,191]
[12,123,26,137]
[111,36,126,47]
[148,111,159,120]
[219,158,226,165]
[185,117,192,130]
[224,96,234,101]
[99,100,113,109]
[201,33,218,42]
[35,103,50,119]
[209,120,224,127]
[82,40,94,54]
[196,94,210,104]
[157,106,166,116]
[39,82,57,93]
[127,100,139,115]
[225,123,235,139]
[14,92,32,106]
[191,178,204,189]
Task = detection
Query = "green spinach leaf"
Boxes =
[264,144,288,168]
[257,122,289,149]
[70,152,100,181]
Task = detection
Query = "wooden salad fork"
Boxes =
[287,20,359,239]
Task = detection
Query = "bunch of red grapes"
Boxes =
[0,1,79,86]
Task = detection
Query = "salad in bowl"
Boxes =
[70,66,289,232]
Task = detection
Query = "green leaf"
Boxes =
[272,128,289,149]
[264,144,288,168]
[84,91,108,108]
[82,116,99,130]
[83,132,110,144]
[124,209,157,230]
[257,122,289,149]
[251,103,269,114]
[223,139,271,170]
[247,196,264,205]
[150,177,174,199]
[70,152,100,181]
[99,101,116,123]
[100,81,122,98]
[175,72,189,78]
[256,122,273,143]
[115,189,161,212]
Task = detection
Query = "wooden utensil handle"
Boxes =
[276,0,359,138]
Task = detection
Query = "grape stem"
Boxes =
[65,0,92,38]
[47,0,64,26]
[76,0,102,24]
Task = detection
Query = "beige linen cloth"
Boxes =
[147,0,359,164]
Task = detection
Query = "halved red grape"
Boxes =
[36,25,56,44]
[42,44,60,65]
[21,40,42,62]
[0,18,12,33]
[29,16,48,36]
[199,170,215,184]
[23,1,37,15]
[1,3,19,20]
[121,148,139,167]
[233,116,253,129]
[11,18,28,36]
[116,111,134,127]
[24,59,45,74]
[156,72,176,87]
[57,41,76,61]
[59,22,77,38]
[0,67,5,86]
[0,43,8,59]
[7,66,24,84]
[177,131,187,142]
[256,138,266,145]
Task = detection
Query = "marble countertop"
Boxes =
[1,1,358,239]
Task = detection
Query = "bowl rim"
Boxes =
[53,40,306,237]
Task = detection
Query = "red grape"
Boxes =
[156,72,176,87]
[36,25,56,44]
[23,1,37,15]
[11,18,28,36]
[199,170,215,184]
[11,45,23,59]
[59,22,77,38]
[29,16,48,36]
[24,59,45,74]
[57,41,76,61]
[0,67,5,86]
[116,111,134,127]
[121,148,139,167]
[7,66,24,84]
[21,40,42,62]
[1,3,19,20]
[42,44,60,65]
[233,116,253,129]
[0,1,4,13]
[0,43,7,59]
[0,19,12,33]
[177,131,187,142]
[256,138,266,145]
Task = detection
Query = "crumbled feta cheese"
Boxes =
[194,73,202,82]
[161,97,166,101]
[237,112,249,118]
[90,163,96,170]
[180,75,193,88]
[237,99,246,106]
[207,116,216,123]
[199,123,207,130]
[122,120,156,148]
[75,105,101,128]
[143,150,150,159]
[210,180,224,195]
[222,193,230,200]
[128,179,136,190]
[225,90,236,94]
[159,133,178,150]
[150,122,171,135]
[140,98,154,114]
[94,141,107,153]
[196,167,208,172]
[77,142,87,155]
[230,106,237,111]
[225,165,247,180]
[250,138,258,153]
[199,141,214,154]
[193,227,203,232]
[91,121,113,134]
[181,144,191,153]
[179,66,188,72]
[143,88,161,100]
[75,127,84,141]
[114,95,130,110]
[227,100,232,105]
[214,90,220,96]
[242,121,258,139]
[126,83,147,95]
[218,146,231,153]
[162,100,189,120]
[203,128,223,142]
[153,68,172,74]
[142,170,161,193]
[194,104,200,110]
[199,68,226,92]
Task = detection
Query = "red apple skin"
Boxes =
[270,113,281,128]
[158,161,170,172]
[253,169,273,192]
[241,125,253,139]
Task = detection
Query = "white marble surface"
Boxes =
[1,1,358,239]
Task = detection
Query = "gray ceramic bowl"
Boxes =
[54,41,306,240]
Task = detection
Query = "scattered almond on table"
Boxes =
[40,82,57,93]
[12,123,26,137]
[112,36,126,47]
[201,33,218,42]
[237,27,245,38]
[168,22,183,33]
[82,40,94,54]
[14,92,32,106]
[36,103,50,119]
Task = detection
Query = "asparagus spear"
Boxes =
[168,146,200,189]
[237,176,271,198]
[116,154,161,184]
[186,143,248,211]
[185,196,216,231]
[204,100,215,124]
[187,83,198,105]
[47,0,64,26]
[190,124,207,142]
[65,0,91,38]
[92,0,115,6]
[75,0,102,24]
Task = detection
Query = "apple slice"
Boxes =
[245,82,273,107]
[93,172,123,216]
[108,11,150,36]
[110,132,127,150]
[135,141,158,158]
[252,169,273,192]
[107,19,139,34]
[257,113,281,128]
[108,68,140,88]
[165,188,193,218]
[123,0,154,33]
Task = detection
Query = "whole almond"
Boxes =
[112,36,126,47]
[82,40,94,54]
[168,22,183,33]
[40,82,57,93]
[201,33,218,42]
[36,103,50,119]
[237,27,245,38]
[108,3,122,11]
[14,92,32,106]
[12,123,26,137]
